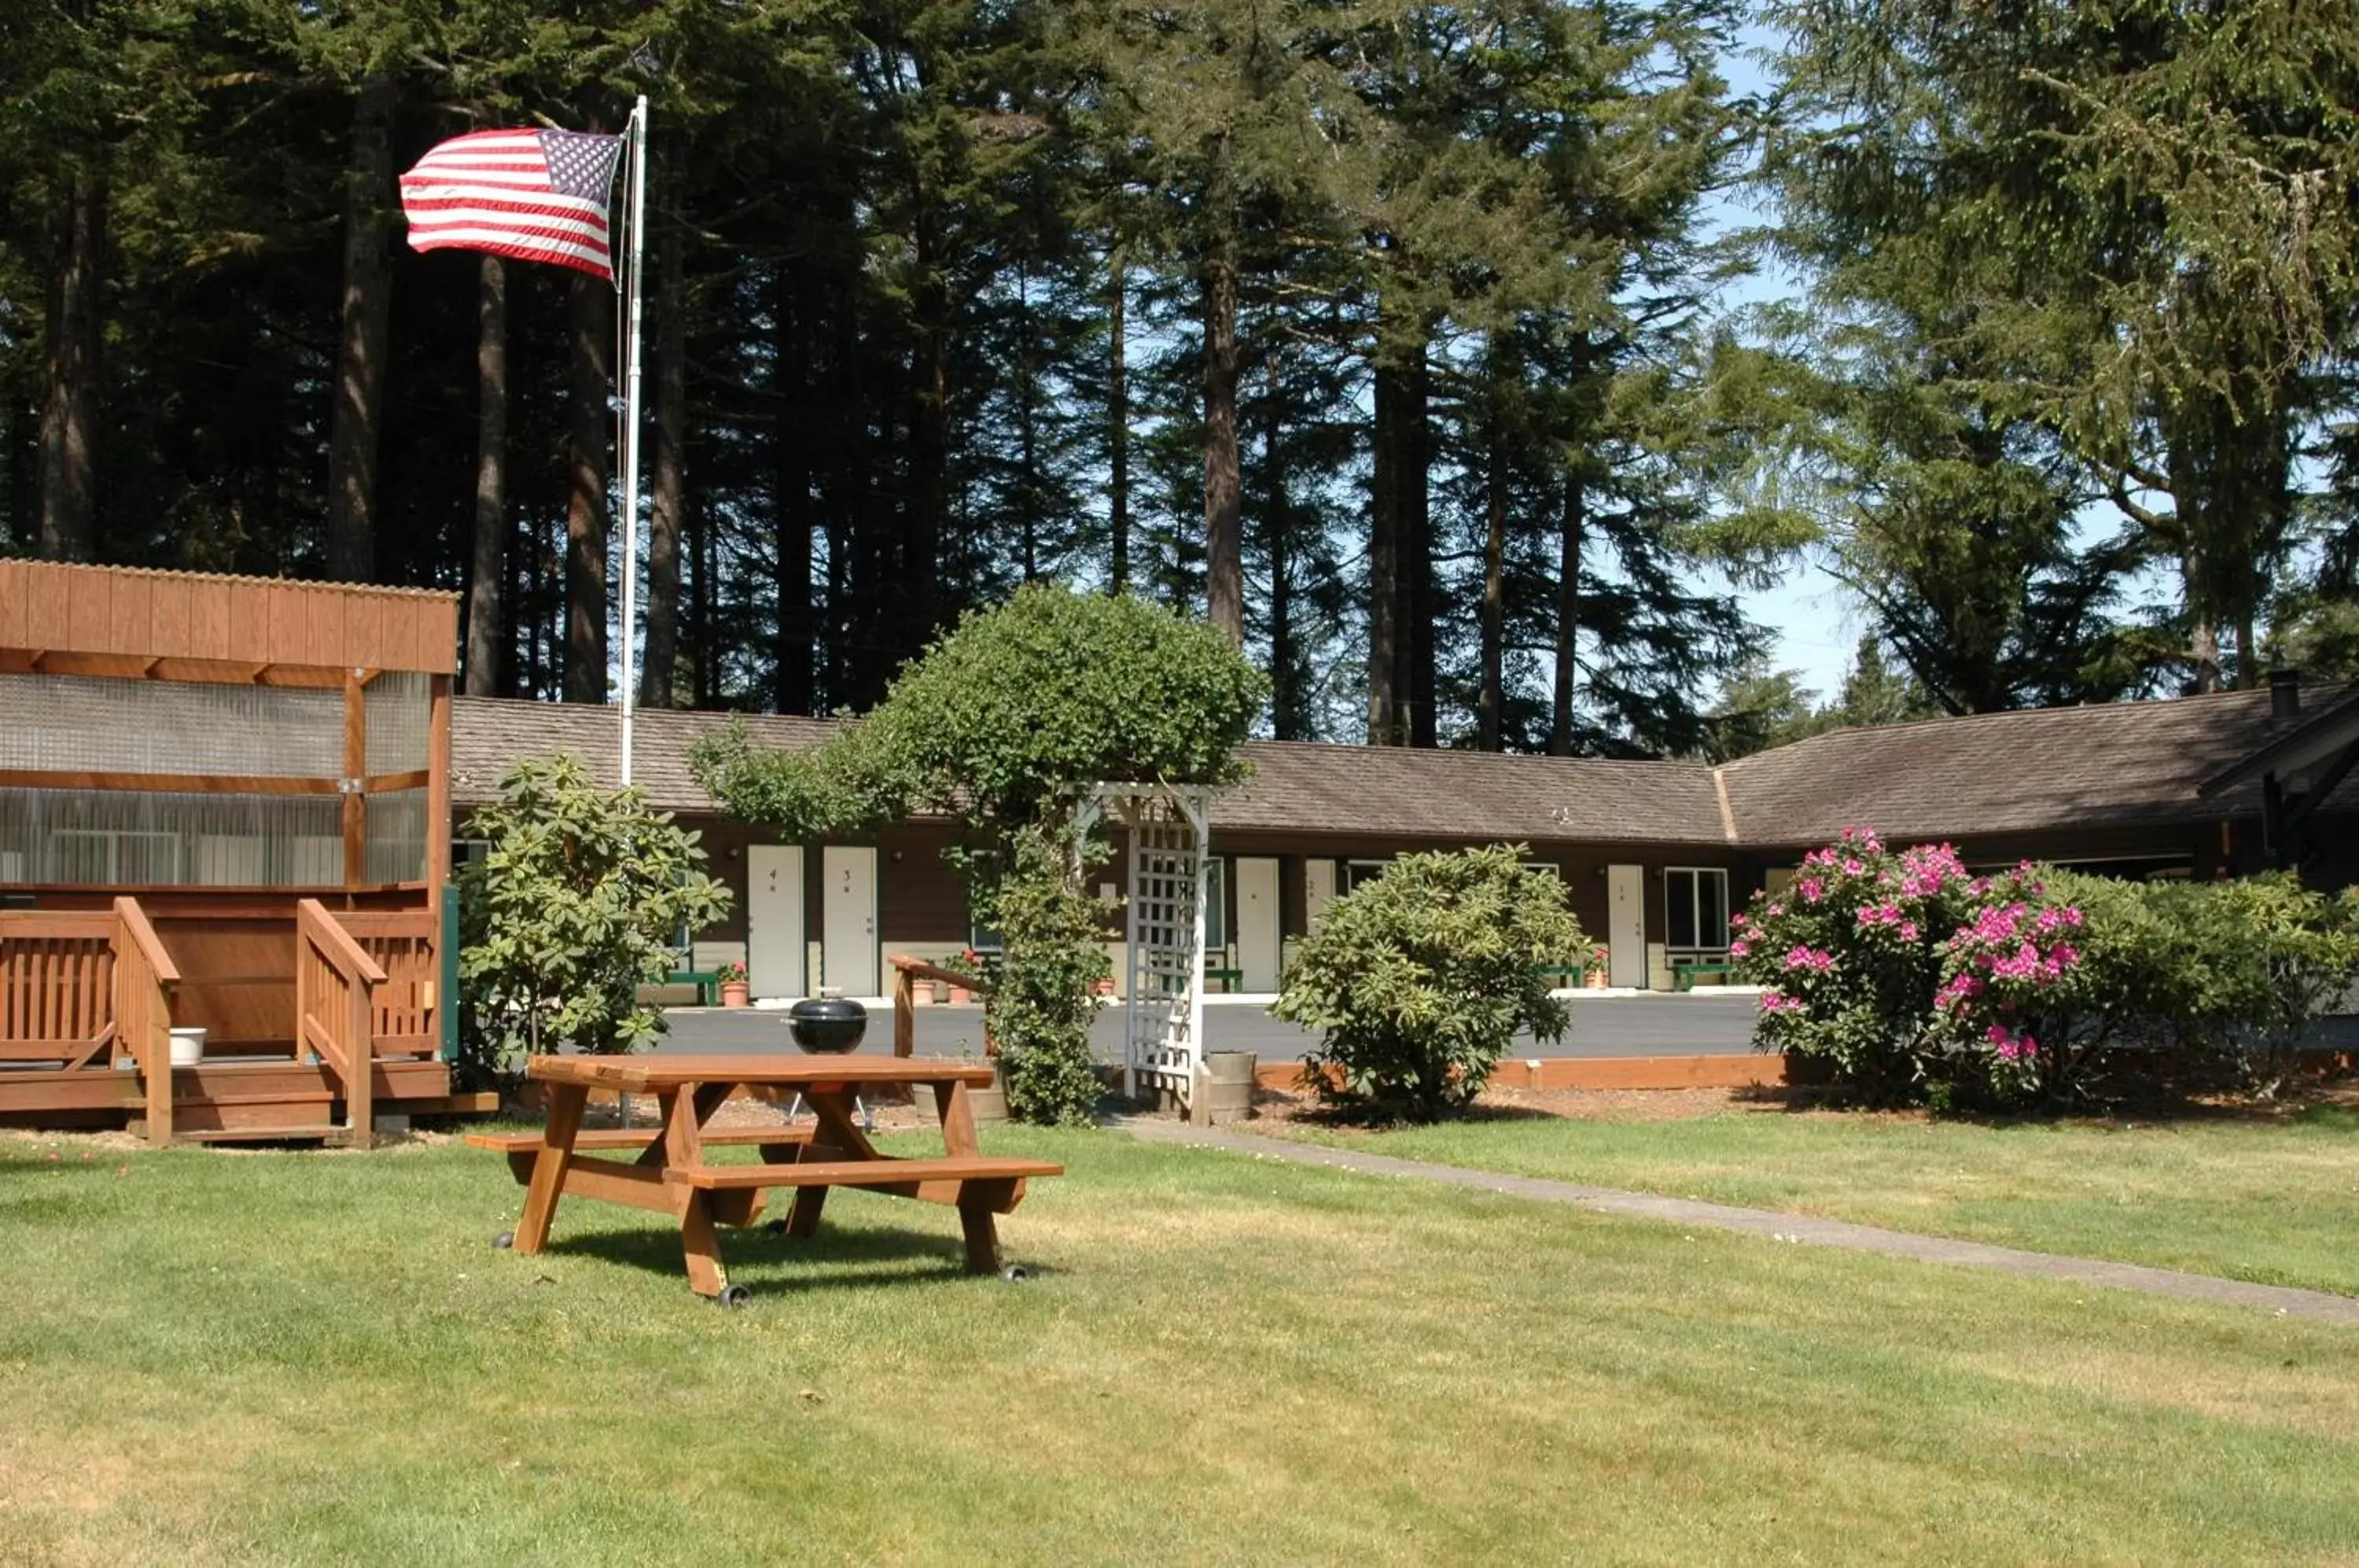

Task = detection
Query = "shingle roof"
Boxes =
[451,685,2359,847]
[450,699,1732,842]
[1717,684,2359,846]
[1220,740,1729,844]
[451,698,837,812]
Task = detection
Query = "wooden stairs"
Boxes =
[1,897,491,1147]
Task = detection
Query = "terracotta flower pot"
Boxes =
[948,985,973,1005]
[719,980,750,1008]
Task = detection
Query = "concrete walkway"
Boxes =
[1117,1118,2359,1327]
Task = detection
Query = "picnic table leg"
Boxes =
[512,1083,587,1255]
[677,1187,729,1298]
[933,1080,1010,1273]
[660,1082,734,1297]
[783,1185,827,1239]
[958,1191,1003,1274]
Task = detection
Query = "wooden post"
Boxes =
[345,946,374,1146]
[342,671,367,889]
[892,963,915,1057]
[425,673,451,900]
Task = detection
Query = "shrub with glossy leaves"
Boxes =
[1275,845,1590,1122]
[457,755,733,1085]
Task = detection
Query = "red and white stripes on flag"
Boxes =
[399,127,623,281]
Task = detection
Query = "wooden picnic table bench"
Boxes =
[488,1055,1063,1304]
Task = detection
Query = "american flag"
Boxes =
[399,128,624,281]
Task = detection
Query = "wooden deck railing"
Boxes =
[0,903,181,1146]
[111,897,182,1147]
[337,909,440,1058]
[296,898,386,1142]
[886,954,992,1058]
[0,911,116,1069]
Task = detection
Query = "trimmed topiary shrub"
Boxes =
[694,586,1268,1125]
[1274,845,1590,1122]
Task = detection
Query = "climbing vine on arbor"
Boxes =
[694,586,1268,1123]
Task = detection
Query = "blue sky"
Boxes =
[1704,18,1857,700]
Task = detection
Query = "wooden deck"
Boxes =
[0,896,483,1145]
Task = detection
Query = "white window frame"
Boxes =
[1342,857,1393,895]
[1662,866,1732,955]
[51,828,182,885]
[1202,856,1228,954]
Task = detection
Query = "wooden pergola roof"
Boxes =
[0,560,457,683]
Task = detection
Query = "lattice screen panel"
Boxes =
[1113,789,1211,1099]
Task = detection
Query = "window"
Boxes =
[1202,857,1227,952]
[1664,867,1730,952]
[1343,858,1392,894]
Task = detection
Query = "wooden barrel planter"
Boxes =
[1192,1051,1257,1125]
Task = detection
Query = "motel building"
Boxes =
[4,560,2357,1137]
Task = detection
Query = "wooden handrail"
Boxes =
[887,954,990,1059]
[110,896,181,985]
[109,896,177,1147]
[0,911,115,939]
[296,899,383,1145]
[887,953,986,992]
[296,899,388,985]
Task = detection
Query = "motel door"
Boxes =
[821,845,881,997]
[1303,858,1338,929]
[1235,856,1282,993]
[745,845,805,999]
[1606,863,1646,988]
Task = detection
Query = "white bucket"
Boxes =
[167,1027,206,1069]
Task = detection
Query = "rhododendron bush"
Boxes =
[1737,830,2359,1106]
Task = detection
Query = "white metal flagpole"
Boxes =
[616,94,650,787]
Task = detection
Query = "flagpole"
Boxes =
[616,95,650,787]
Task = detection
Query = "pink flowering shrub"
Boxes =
[1742,834,2359,1106]
[1737,830,2086,1106]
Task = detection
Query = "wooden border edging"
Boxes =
[1256,1055,1790,1094]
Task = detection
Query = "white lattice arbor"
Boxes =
[1078,784,1213,1104]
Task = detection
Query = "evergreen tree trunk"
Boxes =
[1397,352,1435,749]
[1202,225,1244,642]
[1367,360,1401,745]
[642,196,686,709]
[1479,403,1507,752]
[907,179,946,646]
[6,392,35,552]
[1264,354,1301,738]
[1109,251,1130,594]
[38,162,104,562]
[464,255,508,698]
[563,270,612,704]
[771,265,814,715]
[1017,271,1040,580]
[691,469,715,707]
[1551,465,1585,755]
[326,72,395,583]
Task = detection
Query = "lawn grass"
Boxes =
[4,1124,2359,1565]
[1274,1094,2359,1297]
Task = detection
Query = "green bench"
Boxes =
[664,969,721,1006]
[1205,966,1245,993]
[1672,961,1739,992]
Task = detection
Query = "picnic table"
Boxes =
[473,1054,1062,1305]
